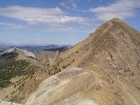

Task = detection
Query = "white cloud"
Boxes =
[72,3,77,8]
[60,2,66,7]
[45,26,72,32]
[60,0,79,9]
[0,32,11,35]
[18,35,21,37]
[87,0,90,3]
[89,0,140,21]
[60,2,69,9]
[0,6,88,26]
[0,22,24,29]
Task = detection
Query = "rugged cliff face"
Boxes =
[23,18,140,105]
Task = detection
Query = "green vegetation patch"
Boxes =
[0,53,38,88]
[0,60,30,81]
[0,52,18,66]
[0,80,12,88]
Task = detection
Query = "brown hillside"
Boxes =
[50,18,140,105]
[60,18,140,68]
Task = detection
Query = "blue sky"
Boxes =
[0,0,140,45]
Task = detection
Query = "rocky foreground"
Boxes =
[25,67,99,105]
[0,100,22,105]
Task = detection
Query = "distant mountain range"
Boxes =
[0,42,20,46]
[0,42,72,52]
[0,42,19,51]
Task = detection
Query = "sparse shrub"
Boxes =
[6,95,8,98]
[63,65,66,69]
[14,85,16,88]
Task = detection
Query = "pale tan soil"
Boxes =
[25,68,100,105]
[16,53,28,61]
[0,85,17,101]
[10,76,25,83]
[0,76,26,102]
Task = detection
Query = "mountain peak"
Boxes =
[94,18,125,34]
[0,47,36,59]
[110,17,122,22]
[105,17,123,26]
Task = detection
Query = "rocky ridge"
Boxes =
[25,67,100,105]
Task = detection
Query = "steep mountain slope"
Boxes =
[25,18,140,105]
[78,18,140,105]
[58,18,140,105]
[60,18,139,67]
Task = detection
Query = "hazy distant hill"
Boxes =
[44,46,70,52]
[16,44,60,52]
[0,43,72,52]
[0,42,19,51]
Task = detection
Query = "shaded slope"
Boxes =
[44,46,69,52]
